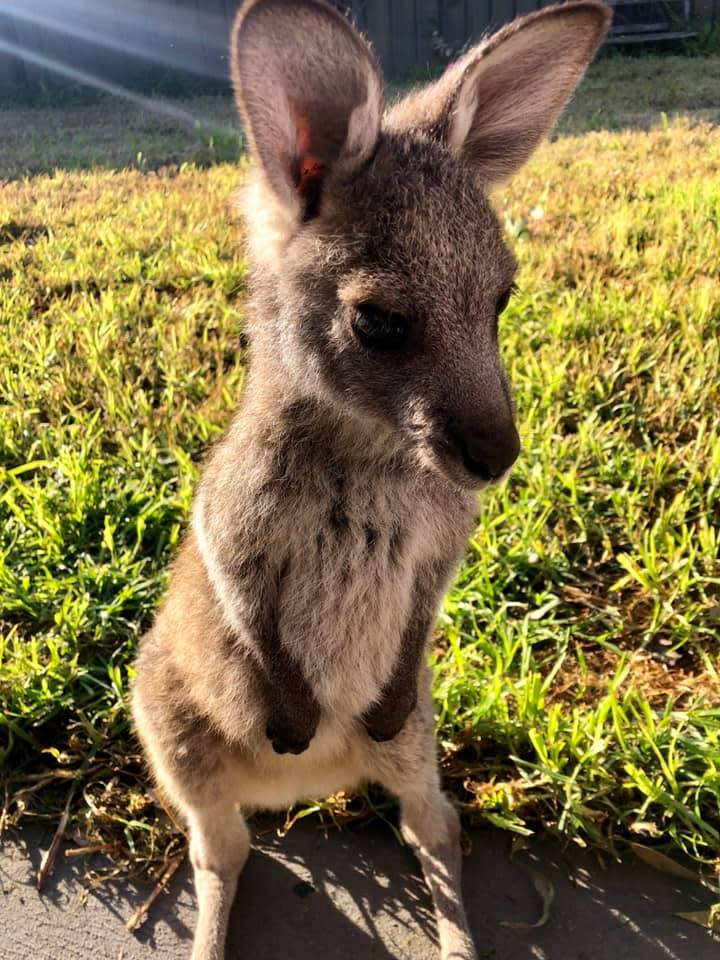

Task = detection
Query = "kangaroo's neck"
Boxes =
[238,366,406,480]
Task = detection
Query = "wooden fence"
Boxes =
[0,0,554,97]
[349,0,551,75]
[0,0,712,98]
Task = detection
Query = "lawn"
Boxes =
[1,53,719,902]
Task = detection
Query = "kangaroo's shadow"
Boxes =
[226,819,437,960]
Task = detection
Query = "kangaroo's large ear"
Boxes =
[231,0,383,220]
[387,1,611,188]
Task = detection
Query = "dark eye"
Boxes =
[496,284,516,317]
[352,304,409,351]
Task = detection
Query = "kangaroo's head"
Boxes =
[231,0,610,489]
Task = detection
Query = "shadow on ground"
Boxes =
[1,821,717,959]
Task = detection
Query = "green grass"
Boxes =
[1,57,719,895]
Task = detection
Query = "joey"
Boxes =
[132,4,612,958]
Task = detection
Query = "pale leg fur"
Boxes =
[369,688,477,960]
[186,792,250,960]
[399,786,476,960]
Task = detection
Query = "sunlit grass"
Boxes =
[1,102,718,885]
[434,121,720,867]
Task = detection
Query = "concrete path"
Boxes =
[1,821,716,959]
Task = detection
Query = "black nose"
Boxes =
[454,420,521,481]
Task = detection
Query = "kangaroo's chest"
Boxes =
[276,478,462,714]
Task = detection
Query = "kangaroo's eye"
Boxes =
[352,304,409,351]
[495,284,516,317]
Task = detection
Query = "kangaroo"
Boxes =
[132,2,611,957]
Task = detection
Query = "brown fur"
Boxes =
[132,2,611,957]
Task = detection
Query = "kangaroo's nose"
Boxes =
[453,419,521,481]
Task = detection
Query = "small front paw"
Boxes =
[362,692,417,743]
[265,708,317,755]
[364,722,402,743]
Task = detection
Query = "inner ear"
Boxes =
[291,107,325,221]
[386,1,611,188]
[446,4,611,185]
[231,0,384,220]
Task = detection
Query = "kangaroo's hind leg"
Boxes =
[366,680,478,960]
[140,730,249,960]
[132,665,249,960]
[185,782,250,960]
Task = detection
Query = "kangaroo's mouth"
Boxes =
[427,438,499,491]
[458,446,506,485]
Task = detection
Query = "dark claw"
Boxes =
[366,724,401,743]
[270,737,311,755]
[266,724,312,755]
[362,693,417,743]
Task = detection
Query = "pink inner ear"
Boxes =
[298,154,323,197]
[292,106,324,199]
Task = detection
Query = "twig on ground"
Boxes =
[36,745,100,891]
[126,849,186,933]
[36,797,71,891]
[64,843,119,859]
